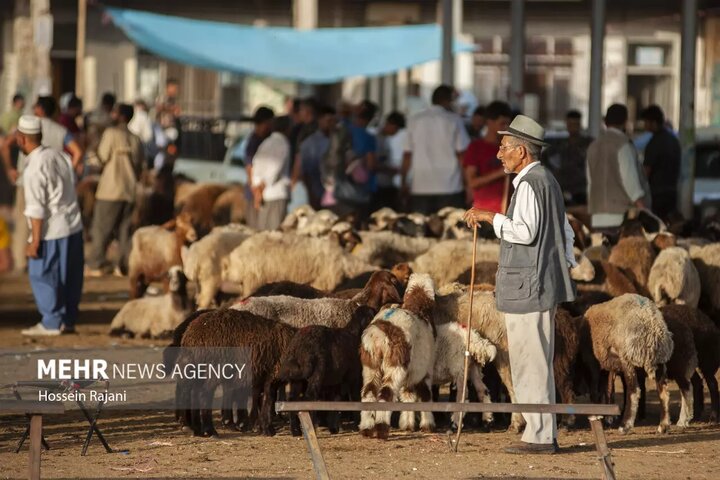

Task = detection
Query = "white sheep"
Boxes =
[354,231,438,267]
[359,273,437,439]
[433,322,497,428]
[128,213,197,299]
[689,243,720,314]
[584,294,674,433]
[410,239,500,287]
[110,266,193,338]
[181,224,255,308]
[222,231,377,297]
[431,287,525,432]
[231,271,402,328]
[280,205,339,237]
[648,246,701,308]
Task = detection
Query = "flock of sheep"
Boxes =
[106,183,720,440]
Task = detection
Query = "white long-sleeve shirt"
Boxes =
[23,146,83,241]
[251,132,291,202]
[492,162,577,268]
[588,127,647,228]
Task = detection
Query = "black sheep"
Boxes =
[278,305,376,436]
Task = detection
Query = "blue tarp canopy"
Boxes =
[107,7,475,83]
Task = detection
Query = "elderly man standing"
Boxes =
[15,116,83,336]
[464,115,576,454]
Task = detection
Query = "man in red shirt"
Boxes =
[463,101,512,213]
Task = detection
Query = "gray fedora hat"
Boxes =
[498,114,549,147]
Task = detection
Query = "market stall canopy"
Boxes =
[106,7,475,83]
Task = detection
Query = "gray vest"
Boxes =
[495,165,576,314]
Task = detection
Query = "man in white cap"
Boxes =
[16,115,84,336]
[464,114,576,454]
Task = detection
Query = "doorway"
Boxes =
[626,74,673,128]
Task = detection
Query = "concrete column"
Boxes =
[293,0,317,30]
[75,0,86,97]
[293,0,317,96]
[509,0,525,110]
[588,0,605,138]
[440,0,453,85]
[678,0,698,218]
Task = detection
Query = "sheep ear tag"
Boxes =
[352,243,363,255]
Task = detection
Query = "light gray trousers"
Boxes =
[504,307,557,444]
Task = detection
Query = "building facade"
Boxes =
[0,0,718,129]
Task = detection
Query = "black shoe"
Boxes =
[60,325,77,334]
[503,439,559,455]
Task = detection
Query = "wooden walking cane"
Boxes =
[451,223,479,453]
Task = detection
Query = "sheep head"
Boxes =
[402,273,436,321]
[390,263,413,291]
[570,248,596,282]
[168,266,190,310]
[280,204,316,232]
[651,232,677,251]
[175,212,198,244]
[369,207,399,231]
[328,223,362,253]
[356,270,403,311]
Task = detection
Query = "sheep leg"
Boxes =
[260,379,279,437]
[637,368,647,421]
[705,371,720,423]
[618,367,640,434]
[199,386,219,438]
[130,272,148,299]
[554,362,576,429]
[469,363,494,426]
[494,352,524,433]
[305,369,325,432]
[376,369,403,439]
[175,379,193,432]
[676,375,694,428]
[417,377,435,433]
[244,383,262,433]
[189,383,203,436]
[288,381,304,437]
[398,385,417,432]
[220,386,238,430]
[359,366,380,437]
[691,372,705,421]
[325,386,342,435]
[655,365,671,434]
[196,278,219,309]
[604,370,617,428]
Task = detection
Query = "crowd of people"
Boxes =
[0,79,682,335]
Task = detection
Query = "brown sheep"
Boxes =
[662,305,720,423]
[179,183,229,237]
[657,307,698,428]
[175,308,296,437]
[608,237,657,296]
[212,185,246,225]
[128,212,197,298]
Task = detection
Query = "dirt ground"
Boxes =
[1,274,720,479]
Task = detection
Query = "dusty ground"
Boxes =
[1,274,720,479]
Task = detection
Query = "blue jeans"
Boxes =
[28,231,84,330]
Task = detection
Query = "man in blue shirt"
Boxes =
[299,106,337,209]
[337,100,377,218]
